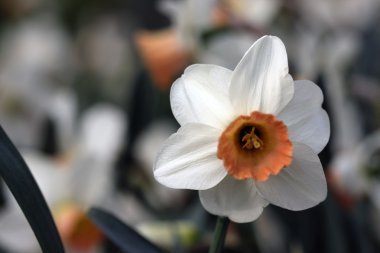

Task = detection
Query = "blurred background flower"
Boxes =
[0,0,380,252]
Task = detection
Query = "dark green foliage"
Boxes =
[0,126,64,253]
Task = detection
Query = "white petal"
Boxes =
[154,123,226,190]
[199,176,268,223]
[229,35,294,115]
[256,143,327,211]
[278,80,330,153]
[170,64,235,129]
[278,80,323,124]
[289,109,330,154]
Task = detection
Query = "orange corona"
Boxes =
[217,111,293,181]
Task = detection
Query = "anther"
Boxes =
[242,127,264,150]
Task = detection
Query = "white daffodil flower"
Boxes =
[154,35,330,223]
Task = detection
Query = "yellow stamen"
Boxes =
[242,127,264,150]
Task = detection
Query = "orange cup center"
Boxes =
[217,111,293,181]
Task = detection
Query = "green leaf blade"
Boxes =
[0,126,65,253]
[88,207,165,253]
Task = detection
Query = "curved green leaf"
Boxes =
[0,126,64,253]
[88,207,164,253]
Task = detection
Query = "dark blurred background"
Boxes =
[1,0,380,252]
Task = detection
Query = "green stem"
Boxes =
[209,216,230,253]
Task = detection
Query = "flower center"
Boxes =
[217,111,293,182]
[241,126,264,150]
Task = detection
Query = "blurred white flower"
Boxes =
[0,104,129,252]
[160,0,217,52]
[154,36,330,222]
[133,120,188,210]
[160,0,280,60]
[330,150,367,198]
[69,104,127,208]
[222,0,281,28]
[134,29,191,89]
[296,0,380,30]
[353,131,380,210]
[76,16,135,103]
[77,16,130,79]
[134,121,177,174]
[330,129,380,213]
[0,16,76,150]
[199,31,258,69]
[0,16,72,76]
[0,150,68,253]
[137,221,199,250]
